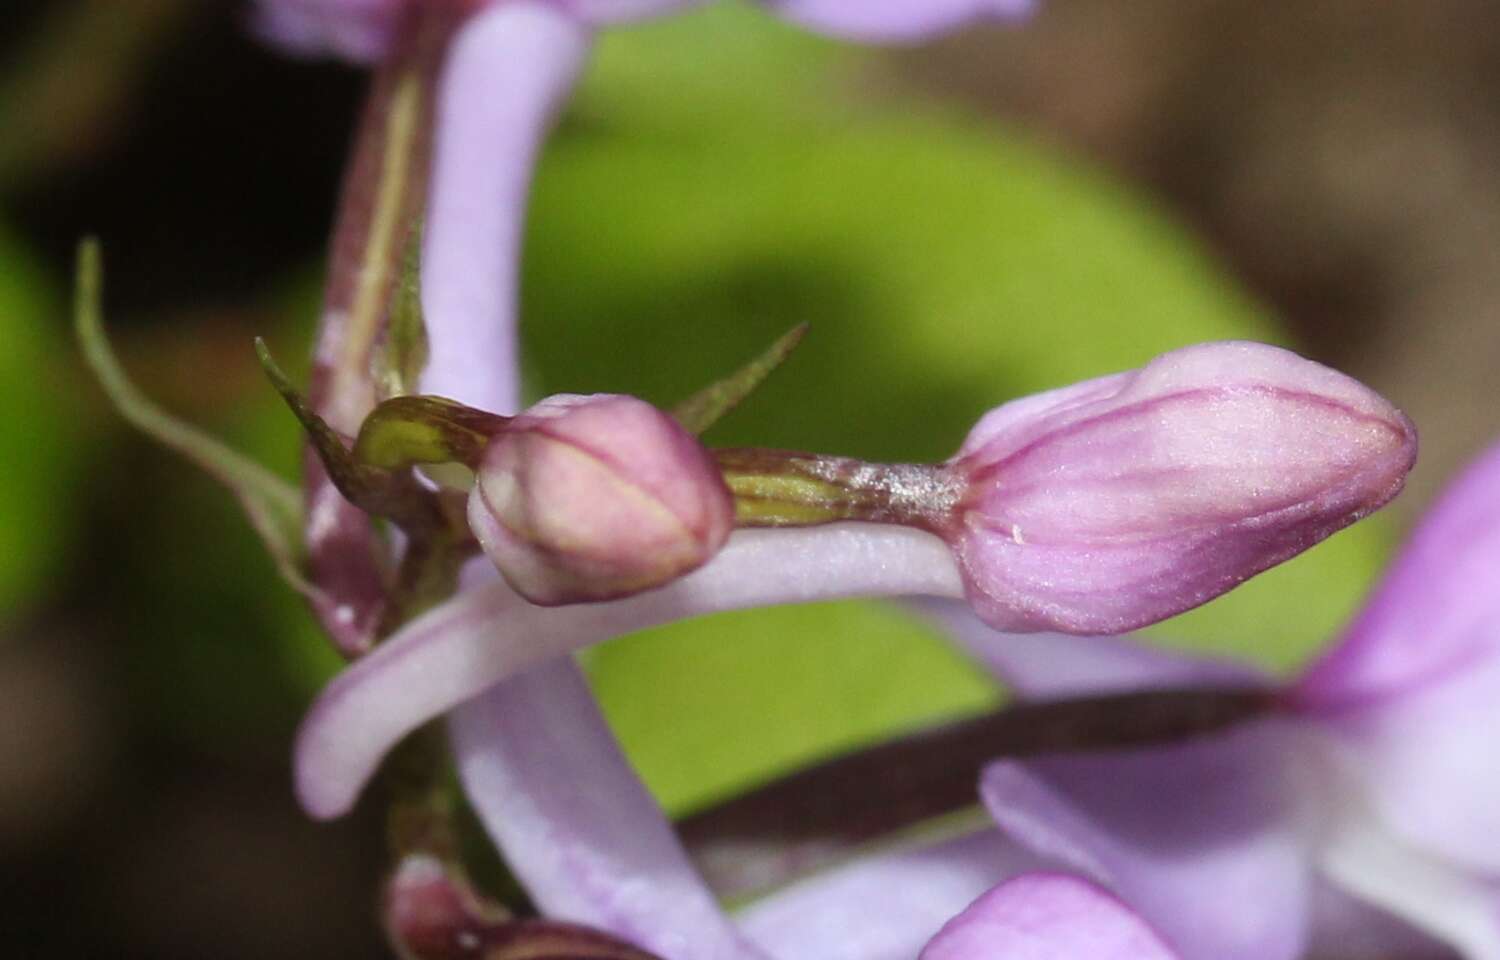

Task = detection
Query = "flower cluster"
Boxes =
[207,1,1500,958]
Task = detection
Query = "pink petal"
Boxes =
[1296,439,1500,709]
[760,0,1035,43]
[950,342,1415,635]
[420,2,591,413]
[1304,877,1453,959]
[295,525,961,819]
[1314,652,1500,877]
[737,830,1040,960]
[450,660,768,960]
[980,723,1311,960]
[1317,809,1500,958]
[919,873,1182,960]
[910,599,1264,700]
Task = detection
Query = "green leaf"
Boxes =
[74,239,314,599]
[672,323,807,435]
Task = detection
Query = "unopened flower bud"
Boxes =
[948,341,1417,634]
[468,393,734,605]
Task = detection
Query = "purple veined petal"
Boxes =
[1304,877,1452,960]
[736,829,1041,960]
[450,660,769,960]
[919,873,1182,960]
[250,0,400,62]
[1296,439,1500,710]
[909,599,1265,700]
[948,342,1416,635]
[760,0,1035,43]
[420,1,592,413]
[569,0,708,26]
[295,524,961,819]
[979,722,1311,960]
[1310,650,1500,877]
[1318,806,1500,959]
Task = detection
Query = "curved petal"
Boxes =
[760,0,1035,43]
[737,829,1039,960]
[909,599,1264,700]
[1319,807,1500,959]
[420,2,591,413]
[451,661,768,960]
[295,524,961,819]
[920,873,1181,960]
[1304,877,1452,960]
[1313,651,1500,877]
[980,723,1311,960]
[1296,439,1500,710]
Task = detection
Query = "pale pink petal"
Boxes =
[950,342,1416,635]
[980,723,1311,960]
[295,524,961,819]
[737,830,1040,960]
[909,599,1263,700]
[1318,809,1500,959]
[1304,878,1452,960]
[920,873,1181,960]
[1296,439,1500,709]
[420,2,591,413]
[761,0,1035,43]
[1314,652,1500,877]
[450,661,768,960]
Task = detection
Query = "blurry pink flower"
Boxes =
[946,340,1415,634]
[469,393,734,604]
[921,437,1500,959]
[920,874,1180,960]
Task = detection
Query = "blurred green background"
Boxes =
[2,1,1492,957]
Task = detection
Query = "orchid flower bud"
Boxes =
[947,341,1416,634]
[467,393,734,605]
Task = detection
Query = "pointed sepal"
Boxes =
[672,323,807,435]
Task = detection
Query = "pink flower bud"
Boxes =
[947,341,1417,634]
[468,393,734,605]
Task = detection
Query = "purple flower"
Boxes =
[945,340,1415,634]
[254,1,1042,957]
[252,3,1424,957]
[469,393,734,605]
[919,874,1180,960]
[919,437,1500,958]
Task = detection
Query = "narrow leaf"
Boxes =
[672,323,807,435]
[372,225,430,401]
[73,238,315,597]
